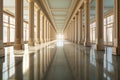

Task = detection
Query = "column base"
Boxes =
[84,42,91,47]
[36,41,41,44]
[112,46,120,56]
[80,41,84,45]
[95,44,105,51]
[28,41,34,46]
[14,44,24,50]
[0,48,5,57]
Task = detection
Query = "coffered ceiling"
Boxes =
[42,0,78,33]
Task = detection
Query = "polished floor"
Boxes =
[0,40,120,80]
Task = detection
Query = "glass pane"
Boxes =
[3,26,8,42]
[93,30,95,42]
[10,17,15,25]
[104,26,106,42]
[3,14,8,23]
[10,27,15,42]
[107,28,112,42]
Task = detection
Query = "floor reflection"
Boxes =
[0,42,56,80]
[0,41,120,80]
[64,41,120,80]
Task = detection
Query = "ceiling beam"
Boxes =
[51,9,68,12]
[90,6,113,10]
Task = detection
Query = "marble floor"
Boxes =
[0,40,120,80]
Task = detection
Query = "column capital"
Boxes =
[28,0,34,2]
[84,0,89,4]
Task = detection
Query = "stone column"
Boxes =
[14,0,24,50]
[36,8,40,44]
[28,0,34,46]
[77,11,80,44]
[84,1,90,47]
[41,13,44,43]
[74,16,78,43]
[44,17,46,43]
[112,0,120,55]
[79,9,83,44]
[95,0,104,50]
[46,20,48,42]
[48,23,50,41]
[73,19,75,43]
[0,0,4,57]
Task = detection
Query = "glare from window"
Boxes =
[56,34,64,47]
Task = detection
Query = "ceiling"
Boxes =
[42,0,78,33]
[3,0,114,33]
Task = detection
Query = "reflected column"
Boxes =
[95,52,104,80]
[28,0,34,46]
[14,0,24,50]
[0,0,4,57]
[112,0,120,55]
[0,58,4,80]
[15,56,23,80]
[29,53,34,80]
[113,56,120,80]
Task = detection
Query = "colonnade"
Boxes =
[64,0,120,56]
[0,0,56,56]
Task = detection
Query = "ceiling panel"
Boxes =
[52,11,67,15]
[48,0,72,9]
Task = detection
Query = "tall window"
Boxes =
[104,15,113,45]
[10,17,15,42]
[3,14,8,42]
[90,22,96,43]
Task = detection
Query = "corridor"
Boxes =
[0,40,120,80]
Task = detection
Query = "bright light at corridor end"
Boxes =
[56,34,64,47]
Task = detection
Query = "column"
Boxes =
[79,9,83,44]
[48,23,50,41]
[14,0,24,50]
[41,12,44,43]
[28,0,34,46]
[36,8,40,44]
[44,17,46,42]
[73,19,75,43]
[75,13,78,44]
[84,1,90,46]
[0,0,4,57]
[46,20,48,42]
[112,0,120,55]
[95,0,104,50]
